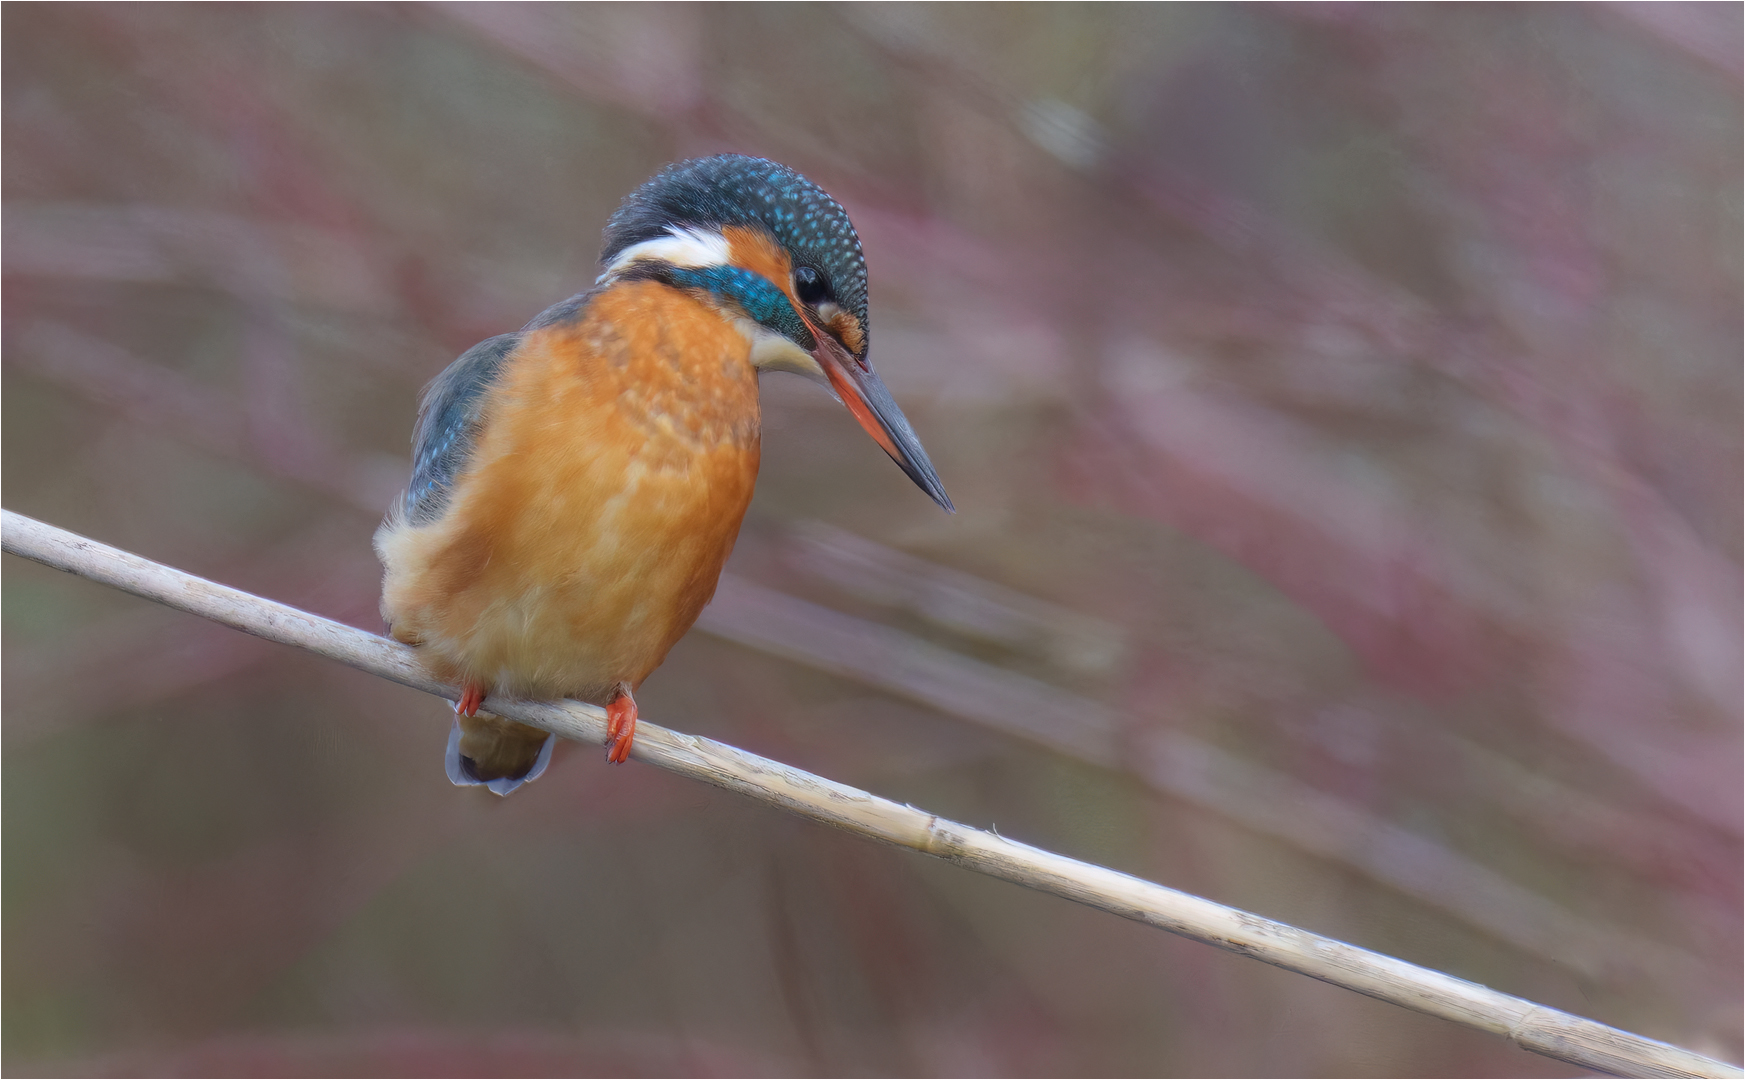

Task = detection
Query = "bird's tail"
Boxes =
[446,712,556,796]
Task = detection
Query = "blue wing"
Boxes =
[402,291,602,525]
[403,333,522,525]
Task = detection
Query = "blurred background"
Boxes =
[3,4,1739,1076]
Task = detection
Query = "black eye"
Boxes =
[793,265,830,306]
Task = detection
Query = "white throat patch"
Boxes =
[598,226,731,283]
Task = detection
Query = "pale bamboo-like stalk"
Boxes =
[2,508,1735,1080]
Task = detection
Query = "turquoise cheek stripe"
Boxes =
[667,265,812,348]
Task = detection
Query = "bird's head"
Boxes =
[598,154,953,513]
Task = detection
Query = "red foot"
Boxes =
[457,682,486,717]
[605,688,638,765]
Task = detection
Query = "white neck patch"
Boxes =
[598,226,732,283]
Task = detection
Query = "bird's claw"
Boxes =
[455,682,486,717]
[605,689,637,764]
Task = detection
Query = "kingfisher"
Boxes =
[374,155,953,794]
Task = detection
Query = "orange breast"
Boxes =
[376,280,762,703]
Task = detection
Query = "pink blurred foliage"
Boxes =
[4,4,1738,1076]
[28,1027,788,1078]
[1066,379,1487,694]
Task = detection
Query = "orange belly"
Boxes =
[375,280,762,704]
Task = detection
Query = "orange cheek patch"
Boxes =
[724,224,864,357]
[722,225,795,301]
[828,310,865,356]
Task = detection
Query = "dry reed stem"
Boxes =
[2,508,1736,1080]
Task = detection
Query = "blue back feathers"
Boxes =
[404,332,520,525]
[602,155,870,359]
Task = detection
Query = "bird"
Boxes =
[374,154,953,795]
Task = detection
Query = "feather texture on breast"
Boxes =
[374,279,762,707]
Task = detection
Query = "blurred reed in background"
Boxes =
[4,5,1739,1076]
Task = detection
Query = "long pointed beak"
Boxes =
[811,332,955,513]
